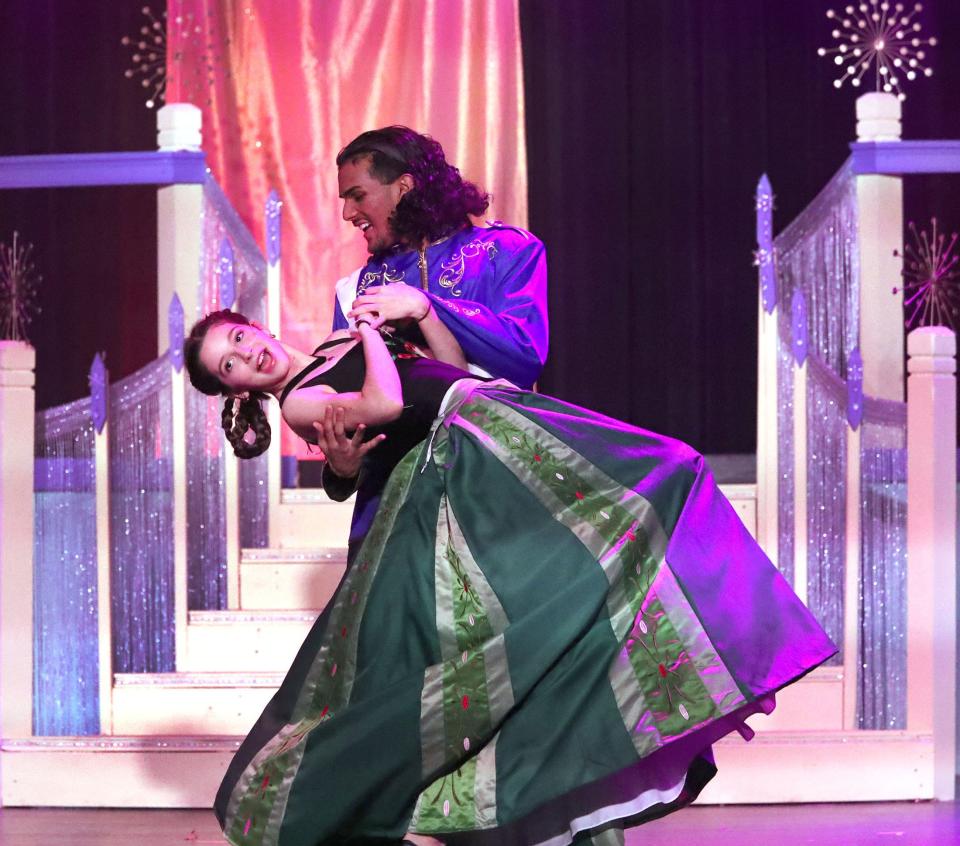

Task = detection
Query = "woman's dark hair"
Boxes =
[336,125,490,248]
[183,309,272,459]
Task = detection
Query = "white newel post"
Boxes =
[906,326,956,800]
[855,92,905,402]
[0,342,36,750]
[156,103,204,665]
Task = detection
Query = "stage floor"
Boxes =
[0,801,956,846]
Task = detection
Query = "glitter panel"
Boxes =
[186,387,227,610]
[238,449,269,549]
[191,176,270,607]
[774,161,860,377]
[774,162,859,596]
[205,177,269,553]
[773,161,908,726]
[806,356,849,665]
[858,413,908,730]
[33,397,100,735]
[232,205,269,552]
[776,310,795,588]
[109,357,175,673]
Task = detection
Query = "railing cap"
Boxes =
[157,102,203,152]
[0,340,36,369]
[908,325,956,358]
[856,92,901,121]
[856,92,901,142]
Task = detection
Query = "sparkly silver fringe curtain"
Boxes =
[805,356,849,666]
[776,313,795,588]
[187,178,270,610]
[774,162,860,375]
[206,177,269,551]
[858,404,908,729]
[772,160,907,727]
[33,398,100,735]
[109,356,175,673]
[186,387,227,609]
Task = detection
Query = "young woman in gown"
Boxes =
[185,306,836,846]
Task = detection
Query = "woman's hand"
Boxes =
[349,284,430,327]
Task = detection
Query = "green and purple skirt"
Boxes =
[215,381,836,845]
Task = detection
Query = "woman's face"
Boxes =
[199,321,290,395]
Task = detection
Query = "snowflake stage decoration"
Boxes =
[0,232,42,342]
[817,1,937,100]
[893,219,960,330]
[121,5,231,109]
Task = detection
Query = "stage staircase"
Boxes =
[107,485,760,735]
[110,484,764,749]
[113,502,350,736]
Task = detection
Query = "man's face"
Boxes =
[338,155,409,254]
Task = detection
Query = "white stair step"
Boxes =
[719,482,757,539]
[272,490,355,547]
[180,609,319,673]
[240,546,347,610]
[0,735,242,807]
[111,672,283,735]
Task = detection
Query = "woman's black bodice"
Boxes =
[280,336,474,459]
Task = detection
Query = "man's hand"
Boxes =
[349,284,431,326]
[312,406,385,479]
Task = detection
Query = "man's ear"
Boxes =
[396,172,415,199]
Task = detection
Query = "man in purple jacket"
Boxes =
[319,125,548,559]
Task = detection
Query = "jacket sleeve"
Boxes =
[431,233,548,389]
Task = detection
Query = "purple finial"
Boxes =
[265,190,282,267]
[846,347,864,430]
[168,292,185,372]
[791,289,808,365]
[89,352,108,434]
[755,174,776,313]
[218,238,236,307]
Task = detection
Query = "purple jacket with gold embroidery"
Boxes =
[332,223,548,389]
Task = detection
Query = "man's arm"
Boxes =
[430,232,548,388]
[316,407,385,500]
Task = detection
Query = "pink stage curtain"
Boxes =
[168,0,528,454]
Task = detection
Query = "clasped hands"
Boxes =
[348,283,431,329]
[315,284,430,478]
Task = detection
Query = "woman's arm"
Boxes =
[349,285,468,370]
[281,323,403,441]
[412,301,468,369]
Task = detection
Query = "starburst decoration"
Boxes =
[121,5,231,109]
[893,219,960,330]
[0,232,42,342]
[817,1,937,101]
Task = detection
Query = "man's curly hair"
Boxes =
[336,125,490,249]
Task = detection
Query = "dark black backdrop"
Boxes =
[520,0,960,452]
[3,1,960,452]
[0,1,158,411]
